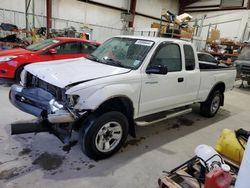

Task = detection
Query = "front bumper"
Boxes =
[0,62,17,79]
[9,85,75,123]
[9,85,76,143]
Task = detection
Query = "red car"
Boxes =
[0,37,100,81]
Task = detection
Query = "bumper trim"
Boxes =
[11,119,72,144]
[11,119,49,135]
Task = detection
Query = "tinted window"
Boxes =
[198,53,217,63]
[204,54,217,63]
[80,42,98,54]
[55,42,82,54]
[198,54,205,61]
[26,39,59,51]
[184,45,195,70]
[150,43,182,72]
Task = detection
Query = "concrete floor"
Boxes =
[0,81,249,188]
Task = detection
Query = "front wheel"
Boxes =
[200,90,222,118]
[79,111,129,160]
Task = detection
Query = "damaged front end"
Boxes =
[9,73,86,144]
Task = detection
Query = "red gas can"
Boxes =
[204,165,232,188]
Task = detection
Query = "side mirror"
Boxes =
[48,48,57,54]
[146,65,168,75]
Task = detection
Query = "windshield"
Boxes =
[238,45,250,60]
[89,37,154,69]
[25,39,60,51]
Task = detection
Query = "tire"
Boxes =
[200,90,222,118]
[15,66,24,82]
[79,111,129,160]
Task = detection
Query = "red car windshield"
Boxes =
[25,39,60,51]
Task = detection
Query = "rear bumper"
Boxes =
[9,85,75,123]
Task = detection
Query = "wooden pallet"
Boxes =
[158,157,239,188]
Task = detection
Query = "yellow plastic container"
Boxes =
[215,129,246,165]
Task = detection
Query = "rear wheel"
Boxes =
[79,111,129,160]
[200,90,222,118]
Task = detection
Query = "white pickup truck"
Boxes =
[9,36,236,159]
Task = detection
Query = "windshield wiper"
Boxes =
[86,54,101,63]
[103,58,128,68]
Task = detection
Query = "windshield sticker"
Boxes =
[135,40,154,46]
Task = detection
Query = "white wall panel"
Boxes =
[134,15,158,28]
[187,0,247,8]
[187,0,220,7]
[190,10,250,42]
[91,0,128,9]
[136,0,179,17]
[0,0,179,42]
[0,0,25,12]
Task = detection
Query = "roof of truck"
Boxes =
[115,35,192,45]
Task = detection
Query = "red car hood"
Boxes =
[0,48,33,56]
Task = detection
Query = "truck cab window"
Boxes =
[184,45,195,70]
[150,43,182,72]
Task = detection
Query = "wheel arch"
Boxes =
[95,96,136,138]
[206,82,225,106]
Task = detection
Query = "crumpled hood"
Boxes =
[25,57,130,88]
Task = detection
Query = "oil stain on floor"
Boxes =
[123,137,146,148]
[177,117,194,126]
[0,167,25,180]
[32,152,65,171]
[18,148,32,156]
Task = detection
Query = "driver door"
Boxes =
[139,42,186,117]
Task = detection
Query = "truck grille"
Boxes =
[26,72,66,101]
[241,65,250,75]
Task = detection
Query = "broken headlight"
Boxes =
[67,95,80,107]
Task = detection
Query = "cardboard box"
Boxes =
[208,29,220,42]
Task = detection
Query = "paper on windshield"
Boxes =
[135,40,154,46]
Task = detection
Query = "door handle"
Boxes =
[178,77,184,82]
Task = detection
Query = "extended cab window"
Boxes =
[150,43,182,72]
[198,53,217,63]
[184,45,195,70]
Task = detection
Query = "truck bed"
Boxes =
[197,62,236,101]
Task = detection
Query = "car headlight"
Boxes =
[67,95,80,107]
[0,56,17,62]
